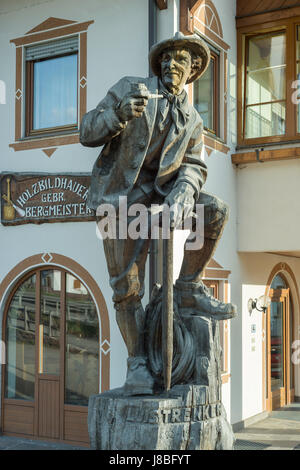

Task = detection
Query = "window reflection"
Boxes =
[40,270,61,375]
[5,275,36,400]
[33,54,78,130]
[245,32,286,138]
[65,274,99,406]
[270,301,284,391]
[194,51,219,134]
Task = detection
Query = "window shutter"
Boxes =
[25,36,78,61]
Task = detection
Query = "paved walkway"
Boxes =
[234,403,300,450]
[0,435,90,450]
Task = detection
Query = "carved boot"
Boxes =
[115,298,154,395]
[175,279,237,320]
[124,356,155,396]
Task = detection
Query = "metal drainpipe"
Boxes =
[149,0,158,74]
[148,0,159,292]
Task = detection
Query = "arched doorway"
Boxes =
[1,265,105,444]
[267,273,295,410]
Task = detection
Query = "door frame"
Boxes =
[264,265,298,412]
[0,253,110,444]
[267,287,294,410]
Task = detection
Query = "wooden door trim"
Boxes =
[38,375,60,382]
[3,399,34,407]
[267,286,293,410]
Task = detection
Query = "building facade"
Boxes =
[0,0,299,445]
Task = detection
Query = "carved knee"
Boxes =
[203,197,229,239]
[111,273,143,304]
[205,197,228,223]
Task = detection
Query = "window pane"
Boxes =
[297,63,300,133]
[245,32,286,138]
[271,274,287,289]
[65,274,99,406]
[290,299,294,389]
[245,102,286,138]
[40,270,61,375]
[194,58,215,132]
[296,25,300,60]
[33,54,77,130]
[5,275,36,400]
[247,33,286,72]
[246,67,285,105]
[271,301,284,391]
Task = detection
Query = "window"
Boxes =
[25,36,78,137]
[180,1,230,153]
[244,31,286,140]
[238,17,300,145]
[194,43,220,136]
[5,274,36,400]
[5,268,99,405]
[10,17,93,153]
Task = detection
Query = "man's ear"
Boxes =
[192,57,203,74]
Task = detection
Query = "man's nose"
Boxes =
[166,57,176,68]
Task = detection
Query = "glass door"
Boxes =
[268,278,293,410]
[37,269,62,439]
[270,297,285,407]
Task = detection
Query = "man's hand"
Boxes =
[116,87,149,122]
[164,182,195,229]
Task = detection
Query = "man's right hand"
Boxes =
[116,88,149,122]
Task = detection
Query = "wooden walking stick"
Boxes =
[162,226,174,391]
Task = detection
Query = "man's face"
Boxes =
[160,48,192,94]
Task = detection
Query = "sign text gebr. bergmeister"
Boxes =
[1,173,95,226]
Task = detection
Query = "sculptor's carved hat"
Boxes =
[149,31,211,84]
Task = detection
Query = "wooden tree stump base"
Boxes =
[88,384,235,450]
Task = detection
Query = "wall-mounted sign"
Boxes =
[1,173,95,226]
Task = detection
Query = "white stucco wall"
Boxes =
[0,0,149,401]
[237,158,300,252]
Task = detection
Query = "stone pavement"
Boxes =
[234,403,300,450]
[0,435,91,450]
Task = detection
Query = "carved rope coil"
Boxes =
[145,285,196,387]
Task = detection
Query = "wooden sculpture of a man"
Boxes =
[80,32,236,396]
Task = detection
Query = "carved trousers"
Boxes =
[100,189,229,305]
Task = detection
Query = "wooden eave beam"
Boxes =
[232,146,300,164]
[155,0,168,10]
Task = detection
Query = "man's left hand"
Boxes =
[164,182,195,229]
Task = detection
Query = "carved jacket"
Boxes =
[80,76,207,210]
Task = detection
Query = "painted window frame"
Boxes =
[9,19,93,152]
[181,0,230,155]
[237,16,300,148]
